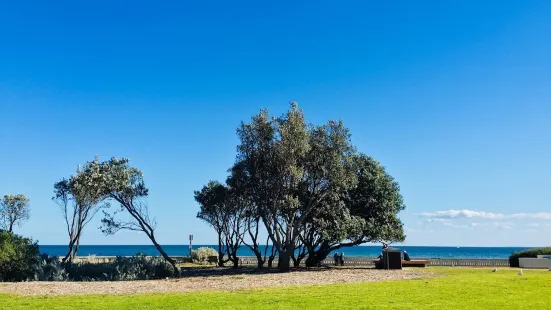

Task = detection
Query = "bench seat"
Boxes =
[401,260,429,267]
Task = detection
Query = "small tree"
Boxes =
[53,177,105,263]
[0,194,31,233]
[195,181,246,268]
[195,181,228,267]
[72,157,178,271]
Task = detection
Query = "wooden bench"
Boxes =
[207,256,219,264]
[401,260,430,267]
[373,259,430,268]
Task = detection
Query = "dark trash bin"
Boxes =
[382,248,402,270]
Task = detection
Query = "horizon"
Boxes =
[2,0,551,247]
[38,244,536,249]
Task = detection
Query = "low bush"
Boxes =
[33,253,176,281]
[1,232,176,282]
[0,230,40,281]
[191,247,218,264]
[63,254,176,281]
[509,247,551,267]
[34,254,69,281]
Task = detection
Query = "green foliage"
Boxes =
[191,247,219,264]
[0,194,31,232]
[34,254,69,281]
[195,181,228,233]
[347,154,406,242]
[509,247,551,267]
[111,255,175,280]
[0,230,39,281]
[53,177,107,262]
[34,254,176,281]
[195,182,245,267]
[67,156,177,269]
[228,103,405,269]
[234,103,358,270]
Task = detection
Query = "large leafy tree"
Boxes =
[303,154,406,266]
[235,103,356,271]
[0,194,30,233]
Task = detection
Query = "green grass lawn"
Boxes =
[1,268,550,309]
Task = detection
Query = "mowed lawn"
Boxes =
[1,268,550,309]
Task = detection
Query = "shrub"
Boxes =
[65,261,117,281]
[191,247,218,264]
[509,247,551,267]
[34,254,68,281]
[112,254,175,280]
[0,230,40,281]
[61,254,175,281]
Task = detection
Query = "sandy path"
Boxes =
[0,267,429,296]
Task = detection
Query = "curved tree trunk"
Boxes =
[62,240,75,263]
[305,241,331,267]
[150,233,177,271]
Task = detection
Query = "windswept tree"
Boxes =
[235,103,357,271]
[0,194,30,233]
[53,175,106,263]
[303,154,406,266]
[195,181,246,268]
[74,157,178,270]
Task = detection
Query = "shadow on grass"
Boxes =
[179,265,377,278]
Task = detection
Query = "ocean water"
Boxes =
[38,245,531,259]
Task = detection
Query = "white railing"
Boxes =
[66,256,511,267]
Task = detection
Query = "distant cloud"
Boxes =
[433,221,513,230]
[425,218,451,223]
[492,222,513,230]
[405,227,434,234]
[420,209,551,221]
[527,223,551,228]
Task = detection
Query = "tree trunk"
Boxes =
[268,255,275,268]
[305,242,331,267]
[255,252,265,268]
[8,221,13,233]
[218,253,225,267]
[73,234,81,259]
[217,233,225,267]
[278,250,291,272]
[62,239,76,263]
[150,233,178,272]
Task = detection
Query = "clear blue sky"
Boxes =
[1,0,550,247]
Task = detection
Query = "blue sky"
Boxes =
[1,1,550,247]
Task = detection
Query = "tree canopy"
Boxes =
[0,194,31,233]
[196,102,406,271]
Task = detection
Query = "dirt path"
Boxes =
[0,267,430,296]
